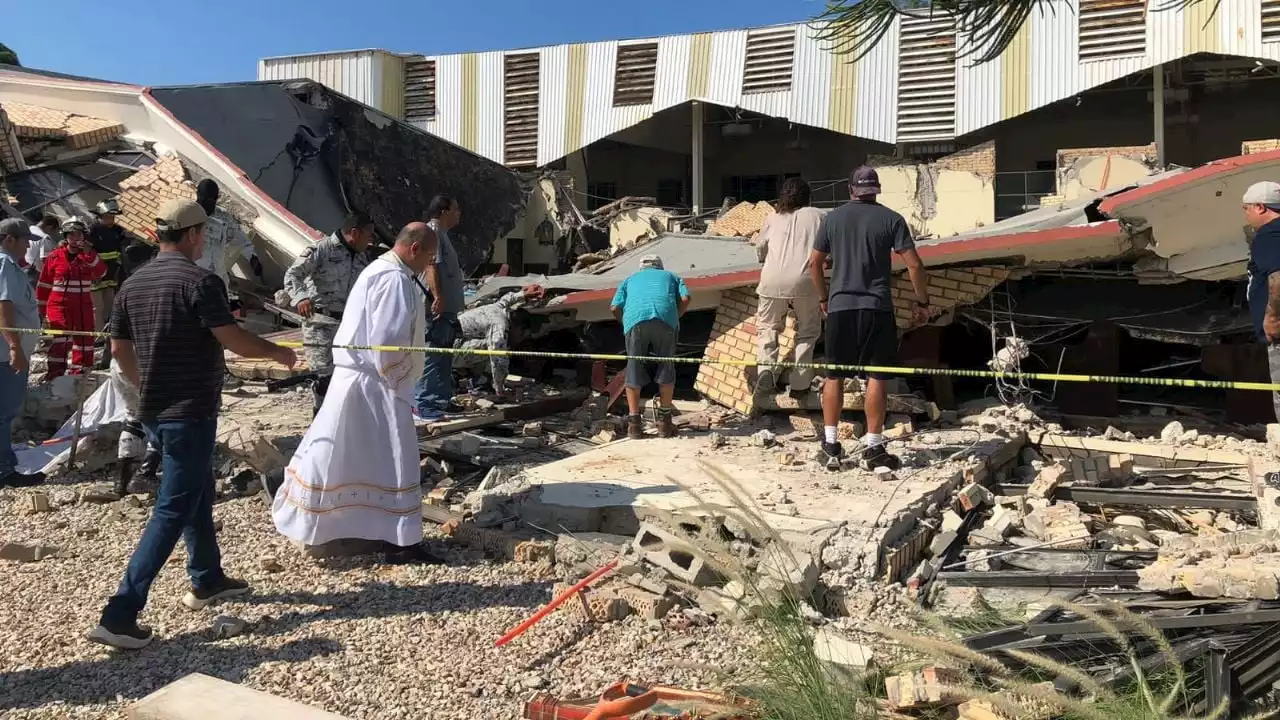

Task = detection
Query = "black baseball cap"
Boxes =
[849,166,882,197]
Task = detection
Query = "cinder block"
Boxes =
[633,522,717,586]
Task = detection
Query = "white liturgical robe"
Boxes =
[272,251,427,547]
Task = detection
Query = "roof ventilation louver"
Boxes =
[1264,0,1280,43]
[742,27,796,94]
[1078,0,1147,61]
[896,14,957,142]
[613,43,659,106]
[404,56,437,123]
[503,53,540,168]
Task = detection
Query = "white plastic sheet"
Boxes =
[14,367,133,474]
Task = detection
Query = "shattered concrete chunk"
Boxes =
[750,429,776,447]
[79,484,122,504]
[0,542,59,562]
[885,666,965,710]
[21,491,52,514]
[212,615,247,639]
[1160,421,1185,445]
[1027,463,1067,500]
[813,629,873,668]
[956,482,994,512]
[1022,503,1090,548]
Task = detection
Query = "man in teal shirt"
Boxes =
[610,255,690,440]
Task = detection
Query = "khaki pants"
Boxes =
[756,294,822,390]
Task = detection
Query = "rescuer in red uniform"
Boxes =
[37,218,106,377]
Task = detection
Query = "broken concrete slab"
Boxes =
[813,628,873,669]
[128,672,351,719]
[0,542,58,562]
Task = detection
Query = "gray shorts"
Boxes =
[625,319,677,388]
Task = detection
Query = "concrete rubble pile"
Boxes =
[906,413,1280,717]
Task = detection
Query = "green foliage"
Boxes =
[813,0,1219,65]
[0,42,19,67]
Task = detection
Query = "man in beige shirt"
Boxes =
[752,178,824,394]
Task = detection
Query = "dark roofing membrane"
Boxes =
[7,152,155,221]
[148,81,528,274]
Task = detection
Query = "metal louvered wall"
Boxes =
[896,14,956,143]
[503,53,540,167]
[613,43,658,106]
[1264,0,1280,43]
[742,27,795,94]
[403,57,437,123]
[1078,0,1147,61]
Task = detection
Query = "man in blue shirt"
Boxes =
[0,218,43,488]
[610,255,690,439]
[1245,181,1280,422]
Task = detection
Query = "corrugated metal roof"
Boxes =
[265,3,1280,166]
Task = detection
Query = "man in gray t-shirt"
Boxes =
[416,194,468,419]
[809,166,930,472]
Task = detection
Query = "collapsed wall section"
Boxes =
[1046,143,1158,204]
[870,141,996,240]
[695,266,1011,415]
[115,155,196,240]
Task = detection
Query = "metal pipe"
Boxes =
[1154,62,1166,169]
[691,101,704,215]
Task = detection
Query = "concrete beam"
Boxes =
[129,673,350,720]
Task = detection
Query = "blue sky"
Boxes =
[5,0,823,86]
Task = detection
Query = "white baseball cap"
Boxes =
[1243,181,1280,208]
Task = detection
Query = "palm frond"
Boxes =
[815,0,1221,66]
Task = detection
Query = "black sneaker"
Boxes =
[88,620,154,650]
[181,576,251,610]
[861,443,901,472]
[820,441,844,472]
[0,471,45,488]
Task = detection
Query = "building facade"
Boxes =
[260,0,1280,269]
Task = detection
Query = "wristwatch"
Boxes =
[914,299,929,309]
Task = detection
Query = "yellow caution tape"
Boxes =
[8,325,1279,392]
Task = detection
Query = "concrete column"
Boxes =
[691,101,704,214]
[1153,63,1166,169]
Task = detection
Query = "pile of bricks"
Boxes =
[115,155,197,240]
[706,200,775,238]
[0,107,24,175]
[694,267,1011,415]
[0,100,124,150]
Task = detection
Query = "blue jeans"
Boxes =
[100,417,223,626]
[0,362,28,476]
[415,312,458,415]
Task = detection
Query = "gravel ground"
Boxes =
[0,471,760,719]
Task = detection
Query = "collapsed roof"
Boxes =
[148,81,527,273]
[475,150,1276,325]
[0,67,527,276]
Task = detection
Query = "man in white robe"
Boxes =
[272,222,437,560]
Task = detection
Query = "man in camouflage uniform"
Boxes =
[282,212,375,415]
[194,180,262,291]
[454,284,544,397]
